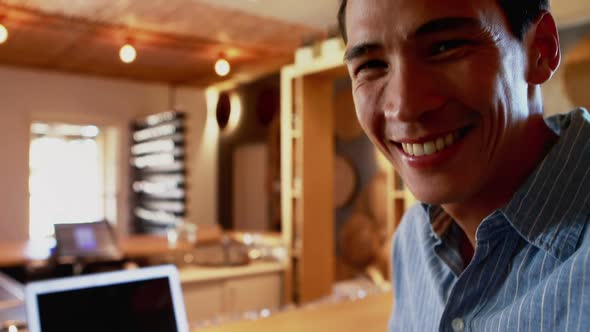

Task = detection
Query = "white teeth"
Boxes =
[404,143,413,155]
[423,142,436,155]
[413,144,424,156]
[400,131,460,156]
[435,138,445,151]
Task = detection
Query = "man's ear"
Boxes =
[526,12,561,85]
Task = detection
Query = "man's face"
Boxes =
[345,0,534,205]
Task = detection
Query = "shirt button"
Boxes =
[452,318,465,332]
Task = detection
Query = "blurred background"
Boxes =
[0,0,588,331]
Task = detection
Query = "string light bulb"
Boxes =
[0,23,8,45]
[119,43,137,64]
[215,57,231,77]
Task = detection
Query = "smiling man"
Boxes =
[339,0,590,331]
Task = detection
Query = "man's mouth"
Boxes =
[395,127,472,157]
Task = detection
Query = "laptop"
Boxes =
[53,221,122,262]
[24,265,189,332]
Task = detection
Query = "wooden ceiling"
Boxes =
[2,0,589,87]
[0,1,324,86]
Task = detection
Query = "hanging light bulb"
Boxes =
[0,23,8,45]
[215,57,231,77]
[119,43,137,64]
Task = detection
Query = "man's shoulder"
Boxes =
[393,203,429,242]
[544,107,590,134]
[573,220,590,259]
[392,203,432,261]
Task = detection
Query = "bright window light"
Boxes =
[29,123,105,239]
[81,125,100,138]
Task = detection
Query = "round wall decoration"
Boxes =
[216,92,231,130]
[334,155,358,208]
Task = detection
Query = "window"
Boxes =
[29,122,115,240]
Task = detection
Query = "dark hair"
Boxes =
[338,0,550,43]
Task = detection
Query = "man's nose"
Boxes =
[382,59,445,122]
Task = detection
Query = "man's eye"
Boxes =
[430,40,473,57]
[355,60,388,76]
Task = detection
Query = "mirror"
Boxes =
[216,76,281,233]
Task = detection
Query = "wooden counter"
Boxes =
[0,227,223,268]
[179,261,285,283]
[196,292,393,332]
[0,240,51,267]
[181,262,286,324]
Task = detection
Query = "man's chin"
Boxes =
[407,186,465,206]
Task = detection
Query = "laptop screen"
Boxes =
[37,277,176,332]
[54,221,121,260]
[25,265,189,332]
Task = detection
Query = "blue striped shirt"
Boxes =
[389,109,590,332]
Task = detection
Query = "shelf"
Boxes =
[281,37,411,305]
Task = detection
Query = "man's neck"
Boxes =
[441,113,558,248]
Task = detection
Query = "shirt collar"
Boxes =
[501,108,590,261]
[422,108,590,261]
[423,204,453,239]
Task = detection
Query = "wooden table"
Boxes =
[197,292,393,332]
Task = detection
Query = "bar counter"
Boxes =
[197,292,393,332]
[0,228,223,267]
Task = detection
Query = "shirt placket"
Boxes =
[437,216,516,332]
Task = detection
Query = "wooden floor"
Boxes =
[198,292,393,332]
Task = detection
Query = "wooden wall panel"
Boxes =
[298,74,334,304]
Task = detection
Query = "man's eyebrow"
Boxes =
[343,43,383,62]
[343,18,481,62]
[413,17,482,38]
